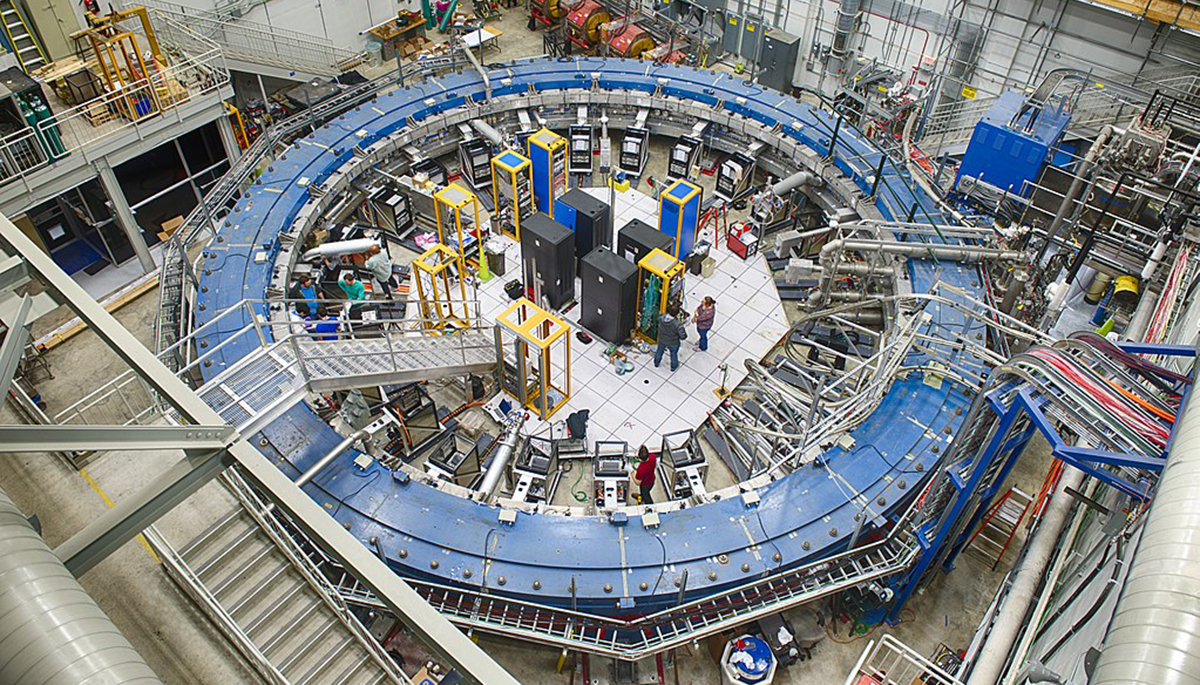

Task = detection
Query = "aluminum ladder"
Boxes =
[0,0,45,73]
[193,327,498,435]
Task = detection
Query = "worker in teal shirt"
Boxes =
[338,271,366,301]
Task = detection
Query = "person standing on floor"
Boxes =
[338,270,366,301]
[654,302,687,372]
[693,296,716,351]
[364,244,395,299]
[632,445,657,504]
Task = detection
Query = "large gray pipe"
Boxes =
[771,171,820,196]
[478,413,528,499]
[1092,355,1200,685]
[1036,125,1113,265]
[470,120,505,148]
[965,465,1084,685]
[0,487,162,685]
[830,0,861,65]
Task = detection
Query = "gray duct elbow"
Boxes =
[470,120,505,147]
[772,171,820,197]
[0,487,162,685]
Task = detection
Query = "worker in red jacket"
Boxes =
[632,445,656,504]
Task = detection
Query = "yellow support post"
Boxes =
[634,248,685,344]
[496,298,572,420]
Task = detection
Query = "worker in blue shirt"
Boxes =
[310,305,341,341]
[288,274,319,317]
[338,270,366,301]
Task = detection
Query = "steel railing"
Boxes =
[153,55,469,365]
[138,0,362,75]
[222,469,410,684]
[918,65,1200,151]
[141,526,296,685]
[0,10,230,186]
[844,634,964,685]
[260,475,932,661]
[57,298,493,442]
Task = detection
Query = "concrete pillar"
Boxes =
[215,110,242,164]
[94,159,154,274]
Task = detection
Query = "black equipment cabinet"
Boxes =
[554,188,611,267]
[520,213,576,309]
[617,218,673,265]
[580,246,637,343]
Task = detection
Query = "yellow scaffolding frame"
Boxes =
[496,298,572,420]
[490,150,532,241]
[634,248,685,344]
[412,243,470,333]
[434,183,481,263]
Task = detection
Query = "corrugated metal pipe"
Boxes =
[1093,358,1200,685]
[831,0,861,62]
[0,486,162,685]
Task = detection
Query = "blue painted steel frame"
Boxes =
[887,342,1193,623]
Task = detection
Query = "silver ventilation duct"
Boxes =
[0,486,162,685]
[1092,348,1200,685]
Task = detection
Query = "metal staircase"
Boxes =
[146,475,409,685]
[0,0,45,73]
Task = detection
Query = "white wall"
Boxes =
[167,0,418,50]
[770,0,1200,99]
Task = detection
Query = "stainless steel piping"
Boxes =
[0,486,162,685]
[478,412,528,499]
[820,238,1024,263]
[1092,355,1200,685]
[295,428,370,487]
[460,43,491,101]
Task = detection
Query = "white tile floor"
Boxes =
[463,186,789,450]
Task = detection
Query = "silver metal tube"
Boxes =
[821,239,1023,263]
[461,43,491,100]
[478,413,528,499]
[1040,125,1113,260]
[1092,365,1200,685]
[965,465,1085,685]
[295,428,370,487]
[470,119,505,147]
[771,170,818,196]
[0,486,162,685]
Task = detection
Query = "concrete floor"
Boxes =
[0,10,1060,685]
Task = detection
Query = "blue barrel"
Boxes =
[723,635,776,684]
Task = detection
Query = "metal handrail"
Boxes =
[141,526,293,685]
[138,0,361,75]
[268,482,931,661]
[222,469,410,684]
[0,15,229,187]
[153,56,470,363]
[844,634,964,685]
